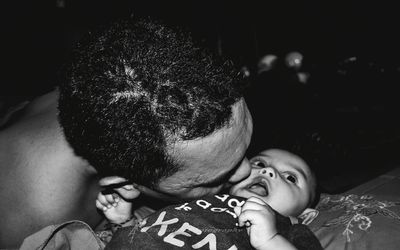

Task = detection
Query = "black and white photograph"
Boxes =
[2,1,400,249]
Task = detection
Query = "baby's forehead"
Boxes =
[255,149,309,169]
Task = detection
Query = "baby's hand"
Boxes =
[96,177,140,225]
[234,197,278,249]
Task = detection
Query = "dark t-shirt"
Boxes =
[106,194,322,250]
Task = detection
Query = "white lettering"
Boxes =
[214,194,230,202]
[192,233,217,250]
[196,199,212,209]
[210,207,227,213]
[175,203,192,211]
[227,198,245,208]
[140,211,179,236]
[224,209,238,218]
[163,222,202,247]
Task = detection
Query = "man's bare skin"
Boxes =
[0,89,103,248]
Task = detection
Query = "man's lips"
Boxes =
[247,177,269,196]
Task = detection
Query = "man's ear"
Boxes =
[298,208,319,225]
[99,176,140,200]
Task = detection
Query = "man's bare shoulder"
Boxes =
[0,90,102,248]
[0,90,66,166]
[0,89,97,180]
[0,88,97,189]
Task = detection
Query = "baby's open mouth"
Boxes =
[248,179,269,196]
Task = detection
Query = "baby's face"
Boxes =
[230,149,315,217]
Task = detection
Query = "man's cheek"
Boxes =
[183,187,217,199]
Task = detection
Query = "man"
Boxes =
[0,17,253,248]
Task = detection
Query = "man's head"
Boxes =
[58,17,253,200]
[230,148,317,217]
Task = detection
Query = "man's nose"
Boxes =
[228,157,251,184]
[259,167,277,179]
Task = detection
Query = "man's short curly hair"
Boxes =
[58,17,247,187]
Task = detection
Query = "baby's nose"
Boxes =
[259,167,277,179]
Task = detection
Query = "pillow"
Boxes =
[309,168,400,250]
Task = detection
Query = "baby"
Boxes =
[96,149,321,250]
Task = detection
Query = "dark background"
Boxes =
[2,0,400,193]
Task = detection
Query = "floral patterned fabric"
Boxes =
[309,168,400,249]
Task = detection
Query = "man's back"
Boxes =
[0,90,102,248]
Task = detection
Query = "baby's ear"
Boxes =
[298,208,319,225]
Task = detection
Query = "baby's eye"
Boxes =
[283,173,297,184]
[252,160,265,168]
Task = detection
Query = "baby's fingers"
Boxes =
[237,209,257,227]
[96,199,107,211]
[96,193,119,211]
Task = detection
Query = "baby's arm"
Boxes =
[96,177,140,228]
[234,197,298,250]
